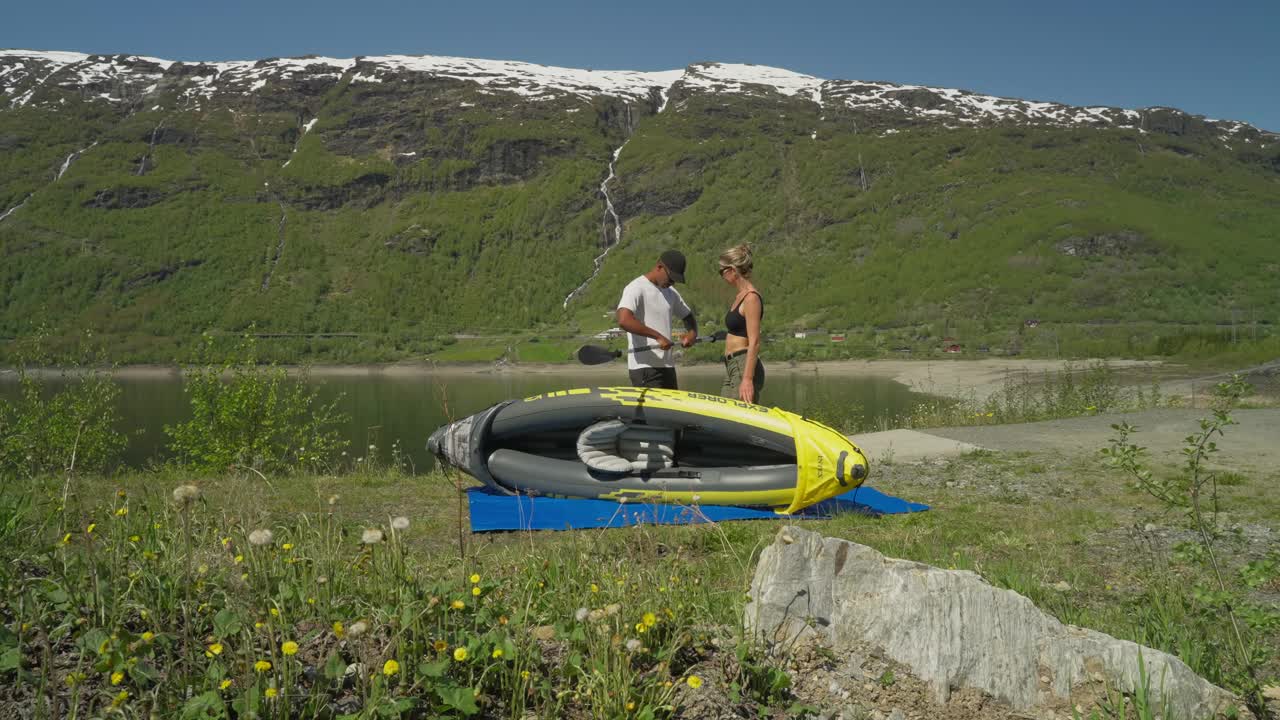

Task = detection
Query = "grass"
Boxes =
[2,446,1276,718]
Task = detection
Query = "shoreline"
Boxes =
[2,357,1170,403]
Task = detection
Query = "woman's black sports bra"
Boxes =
[725,291,763,338]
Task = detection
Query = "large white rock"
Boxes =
[746,527,1249,720]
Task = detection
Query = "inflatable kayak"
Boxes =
[427,387,868,514]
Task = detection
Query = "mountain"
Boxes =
[2,49,1278,361]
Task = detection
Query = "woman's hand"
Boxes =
[738,378,755,404]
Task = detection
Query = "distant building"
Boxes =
[594,328,624,340]
[794,331,808,339]
[831,334,846,343]
[944,344,962,353]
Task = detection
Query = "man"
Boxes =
[616,249,698,389]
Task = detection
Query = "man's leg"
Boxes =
[629,367,679,389]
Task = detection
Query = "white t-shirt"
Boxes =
[617,275,692,370]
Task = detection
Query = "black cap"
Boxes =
[659,250,687,283]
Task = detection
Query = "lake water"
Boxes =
[0,367,929,471]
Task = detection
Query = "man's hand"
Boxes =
[679,330,697,348]
[654,334,675,351]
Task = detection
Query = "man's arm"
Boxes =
[679,311,698,347]
[617,308,673,350]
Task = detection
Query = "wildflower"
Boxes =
[117,489,127,498]
[220,679,232,690]
[248,529,273,546]
[590,583,599,593]
[114,506,128,517]
[332,622,344,639]
[575,607,589,622]
[282,543,294,551]
[625,638,641,652]
[207,642,223,656]
[234,554,244,564]
[87,523,97,534]
[307,597,315,605]
[635,623,646,634]
[471,586,481,597]
[111,671,125,685]
[383,659,400,676]
[141,632,154,643]
[498,615,509,625]
[61,533,71,545]
[642,612,657,628]
[111,690,129,708]
[391,516,410,530]
[521,670,530,680]
[686,675,703,689]
[360,528,384,544]
[450,600,465,610]
[281,641,298,656]
[269,608,279,617]
[254,622,263,630]
[469,573,480,584]
[221,537,231,547]
[347,621,368,638]
[491,648,503,659]
[254,660,272,672]
[265,687,278,699]
[172,484,201,504]
[129,535,140,543]
[434,639,448,652]
[139,609,149,619]
[453,647,468,661]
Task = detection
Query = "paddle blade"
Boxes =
[576,344,623,365]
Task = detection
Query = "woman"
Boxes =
[717,244,764,404]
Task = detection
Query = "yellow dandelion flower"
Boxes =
[281,641,298,656]
[254,621,264,629]
[521,670,530,680]
[453,647,468,662]
[234,554,244,564]
[61,533,71,544]
[332,622,344,639]
[141,632,154,643]
[627,701,636,711]
[450,600,465,610]
[642,612,656,628]
[153,522,161,530]
[117,489,127,498]
[111,690,129,708]
[590,583,599,593]
[110,671,124,685]
[471,586,481,597]
[254,660,272,672]
[139,609,149,619]
[469,573,480,584]
[686,675,703,689]
[383,659,400,676]
[498,615,508,625]
[265,687,278,699]
[491,648,503,659]
[307,597,315,605]
[635,623,646,634]
[220,679,232,690]
[86,523,96,534]
[433,640,448,652]
[282,543,294,551]
[129,535,140,543]
[115,507,128,517]
[208,642,223,656]
[269,608,279,617]
[221,537,231,547]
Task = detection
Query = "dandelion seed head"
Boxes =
[172,484,201,504]
[391,516,410,530]
[574,607,589,622]
[625,639,641,652]
[248,529,274,546]
[347,621,368,638]
[360,528,384,544]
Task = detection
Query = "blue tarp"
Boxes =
[467,485,928,533]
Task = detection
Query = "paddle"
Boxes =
[576,331,728,365]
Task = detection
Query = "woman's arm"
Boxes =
[739,292,763,403]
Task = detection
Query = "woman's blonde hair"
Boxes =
[718,243,754,278]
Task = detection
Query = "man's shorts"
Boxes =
[629,367,678,389]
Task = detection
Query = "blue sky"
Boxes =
[5,0,1278,130]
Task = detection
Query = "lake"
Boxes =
[1,365,930,471]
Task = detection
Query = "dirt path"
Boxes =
[855,407,1280,472]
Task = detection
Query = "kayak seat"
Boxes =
[576,420,676,473]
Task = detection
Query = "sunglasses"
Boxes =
[718,266,733,276]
